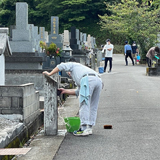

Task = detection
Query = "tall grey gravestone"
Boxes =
[34,26,41,52]
[48,16,63,49]
[82,33,87,45]
[9,2,33,52]
[45,31,49,43]
[91,36,94,49]
[29,24,35,52]
[80,32,83,46]
[87,34,92,49]
[70,26,78,50]
[76,29,81,49]
[63,30,70,48]
[39,27,46,42]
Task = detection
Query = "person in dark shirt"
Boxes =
[131,41,138,64]
[124,41,134,66]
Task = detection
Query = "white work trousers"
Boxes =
[79,76,102,126]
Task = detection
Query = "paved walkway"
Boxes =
[17,54,160,160]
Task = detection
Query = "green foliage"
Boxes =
[99,0,160,58]
[40,41,62,57]
[47,42,57,55]
[114,45,124,54]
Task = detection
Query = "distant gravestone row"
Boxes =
[8,2,96,54]
[1,2,99,72]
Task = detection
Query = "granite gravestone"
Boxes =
[80,32,83,46]
[63,30,70,48]
[87,34,92,49]
[48,16,63,49]
[45,31,49,43]
[39,27,46,42]
[9,2,33,52]
[34,26,41,52]
[70,26,78,50]
[76,29,81,49]
[29,24,36,52]
[82,33,87,45]
[93,38,96,47]
[90,36,94,49]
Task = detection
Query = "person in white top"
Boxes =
[102,39,114,73]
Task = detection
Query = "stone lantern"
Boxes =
[63,45,72,57]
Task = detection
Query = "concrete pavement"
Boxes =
[15,54,160,160]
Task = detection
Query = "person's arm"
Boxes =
[58,88,76,95]
[124,45,126,54]
[102,45,106,53]
[107,48,112,51]
[43,67,59,76]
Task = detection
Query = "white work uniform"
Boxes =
[57,62,102,126]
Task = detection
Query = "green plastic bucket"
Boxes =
[64,117,80,132]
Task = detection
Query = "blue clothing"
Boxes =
[79,76,90,105]
[124,44,132,54]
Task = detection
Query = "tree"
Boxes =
[99,0,160,58]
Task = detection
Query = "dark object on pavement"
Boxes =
[104,125,112,129]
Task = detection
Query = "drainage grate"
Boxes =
[0,148,31,155]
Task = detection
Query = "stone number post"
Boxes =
[44,74,58,136]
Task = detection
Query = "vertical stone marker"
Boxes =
[87,34,91,49]
[83,33,87,45]
[63,30,70,48]
[70,26,78,50]
[48,16,63,48]
[76,29,81,49]
[44,75,58,136]
[10,2,33,52]
[39,27,45,42]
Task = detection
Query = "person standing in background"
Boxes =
[124,41,134,66]
[131,41,138,65]
[102,39,114,73]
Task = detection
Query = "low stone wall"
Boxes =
[5,69,53,96]
[5,52,44,70]
[0,83,40,125]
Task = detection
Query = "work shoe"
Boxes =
[87,128,93,135]
[108,70,111,73]
[73,128,90,136]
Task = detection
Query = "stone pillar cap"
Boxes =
[0,28,9,34]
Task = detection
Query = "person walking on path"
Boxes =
[43,57,103,136]
[102,39,114,73]
[124,41,134,66]
[131,41,138,65]
[146,46,160,67]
